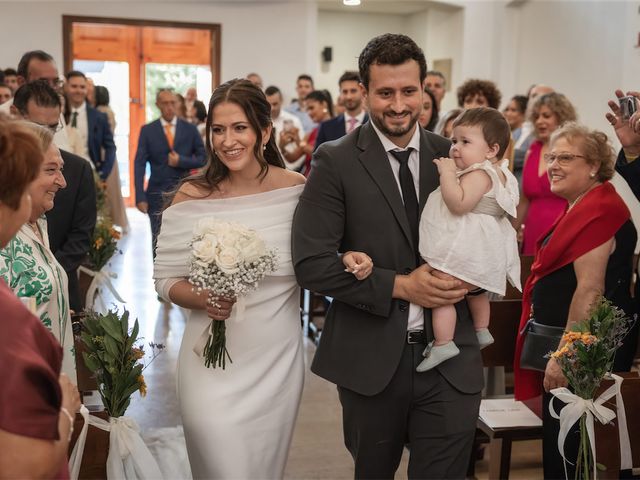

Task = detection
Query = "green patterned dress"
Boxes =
[0,218,75,380]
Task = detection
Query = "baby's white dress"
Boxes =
[419,159,521,295]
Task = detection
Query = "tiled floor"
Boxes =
[100,208,543,479]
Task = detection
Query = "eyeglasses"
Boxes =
[543,152,586,166]
[29,120,63,134]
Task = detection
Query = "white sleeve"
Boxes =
[155,277,182,303]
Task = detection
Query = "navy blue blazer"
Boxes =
[86,105,116,180]
[314,112,370,151]
[134,117,206,204]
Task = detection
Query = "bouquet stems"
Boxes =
[203,320,232,369]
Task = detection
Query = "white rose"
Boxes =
[192,236,218,264]
[238,235,266,263]
[220,230,242,248]
[194,218,220,237]
[216,246,241,274]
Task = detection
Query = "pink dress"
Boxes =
[521,140,567,255]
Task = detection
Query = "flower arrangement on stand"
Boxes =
[78,176,124,310]
[548,296,635,480]
[189,218,278,369]
[69,308,165,479]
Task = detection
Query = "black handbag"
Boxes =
[519,318,564,372]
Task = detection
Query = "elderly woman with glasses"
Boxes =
[513,122,639,479]
[0,117,81,479]
[0,121,76,381]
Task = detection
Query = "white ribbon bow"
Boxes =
[69,405,163,479]
[549,373,632,479]
[78,265,126,310]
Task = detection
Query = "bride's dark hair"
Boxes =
[188,78,284,194]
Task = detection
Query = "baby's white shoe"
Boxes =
[416,341,460,372]
[476,328,494,349]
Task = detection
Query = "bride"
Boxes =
[153,79,306,479]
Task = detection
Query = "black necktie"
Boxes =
[71,111,78,128]
[390,149,419,256]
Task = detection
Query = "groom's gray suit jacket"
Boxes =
[292,121,484,396]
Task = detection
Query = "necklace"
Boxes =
[568,183,598,211]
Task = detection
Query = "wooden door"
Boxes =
[64,17,219,205]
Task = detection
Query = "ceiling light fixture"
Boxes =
[343,0,361,6]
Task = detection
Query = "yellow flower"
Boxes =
[138,375,147,397]
[551,344,572,359]
[132,347,145,360]
[94,237,104,249]
[562,331,582,343]
[581,334,597,345]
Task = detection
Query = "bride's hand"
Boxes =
[206,295,236,321]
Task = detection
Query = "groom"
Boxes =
[292,34,484,478]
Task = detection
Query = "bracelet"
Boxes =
[60,407,74,442]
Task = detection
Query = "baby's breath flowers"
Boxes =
[189,219,278,369]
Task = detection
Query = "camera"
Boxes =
[619,95,638,120]
[283,119,294,132]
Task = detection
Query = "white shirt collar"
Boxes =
[370,121,421,153]
[345,110,366,124]
[160,116,177,127]
[72,102,87,114]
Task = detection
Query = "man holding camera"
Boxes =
[607,90,640,199]
[265,85,305,172]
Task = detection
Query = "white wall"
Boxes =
[0,1,318,103]
[316,10,405,98]
[506,0,632,136]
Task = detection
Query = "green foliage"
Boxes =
[87,219,121,271]
[81,309,163,417]
[549,296,634,479]
[145,63,199,121]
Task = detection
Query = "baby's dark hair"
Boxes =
[452,107,511,159]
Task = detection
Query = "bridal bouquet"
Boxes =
[189,218,278,369]
[548,297,635,479]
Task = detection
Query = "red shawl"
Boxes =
[513,182,630,400]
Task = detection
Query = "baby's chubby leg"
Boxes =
[466,291,494,348]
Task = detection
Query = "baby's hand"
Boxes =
[433,157,457,175]
[343,251,373,280]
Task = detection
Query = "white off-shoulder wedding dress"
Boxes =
[154,185,305,479]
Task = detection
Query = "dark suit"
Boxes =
[134,118,206,246]
[615,148,640,200]
[292,122,483,478]
[314,112,370,151]
[46,150,97,313]
[86,105,117,180]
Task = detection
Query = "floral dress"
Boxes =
[0,218,75,380]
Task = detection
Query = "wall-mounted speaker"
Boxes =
[322,47,333,63]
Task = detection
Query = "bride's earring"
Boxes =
[263,144,267,151]
[590,172,596,178]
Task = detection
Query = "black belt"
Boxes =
[406,329,427,344]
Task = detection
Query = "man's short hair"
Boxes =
[358,34,427,90]
[264,86,281,97]
[338,71,360,87]
[17,50,54,79]
[13,80,61,113]
[452,107,511,160]
[155,87,175,102]
[65,70,86,81]
[3,68,17,77]
[297,74,313,85]
[427,70,445,85]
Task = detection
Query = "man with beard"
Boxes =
[293,34,482,478]
[313,71,368,150]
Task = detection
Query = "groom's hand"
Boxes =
[393,264,467,308]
